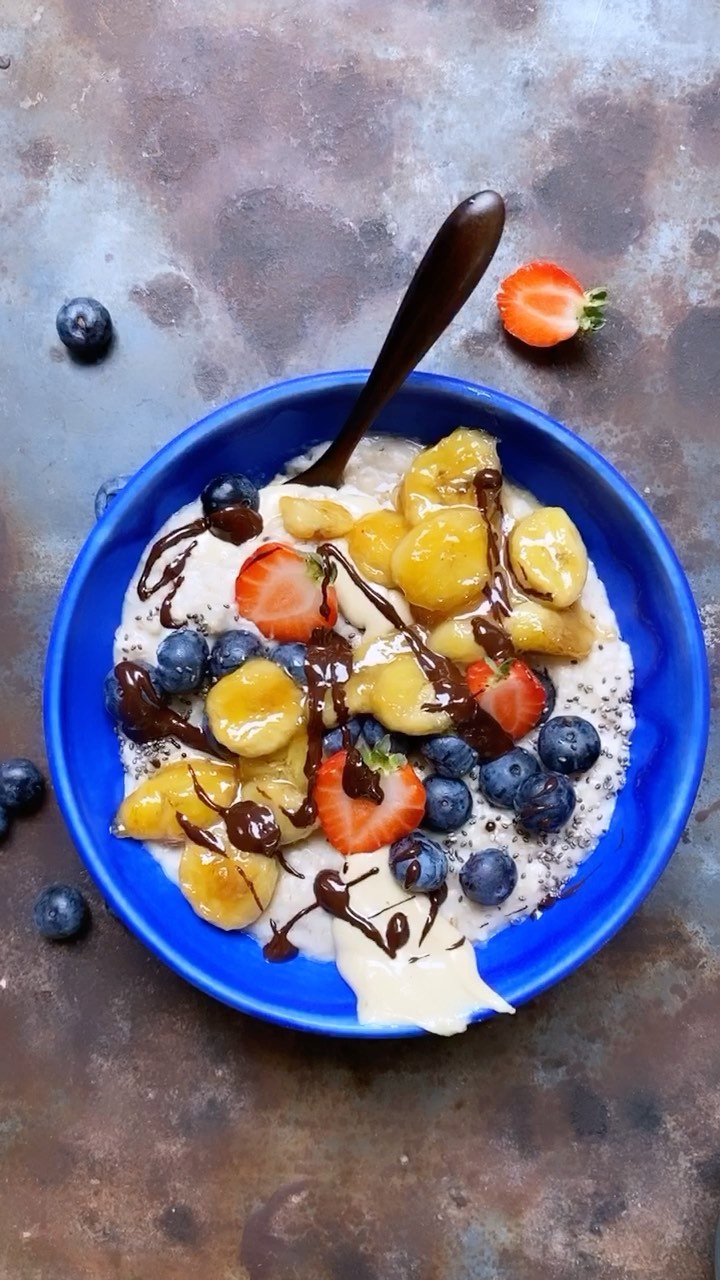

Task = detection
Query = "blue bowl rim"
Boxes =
[43,368,710,1036]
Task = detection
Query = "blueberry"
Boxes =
[423,775,472,832]
[514,771,576,834]
[56,297,113,359]
[421,735,478,779]
[323,718,362,756]
[361,716,410,756]
[460,848,518,906]
[479,747,542,809]
[389,833,448,892]
[104,664,164,721]
[95,476,129,520]
[210,629,264,680]
[201,473,259,516]
[33,884,89,941]
[538,716,601,775]
[0,758,45,816]
[155,629,209,694]
[272,642,308,685]
[0,805,10,842]
[533,668,557,724]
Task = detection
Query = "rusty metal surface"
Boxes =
[0,0,718,1276]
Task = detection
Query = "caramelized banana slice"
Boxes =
[508,507,588,608]
[114,759,237,842]
[179,837,278,930]
[370,653,452,736]
[428,616,489,664]
[279,496,353,540]
[504,599,595,659]
[398,427,500,524]
[391,508,489,615]
[346,510,409,587]
[206,658,304,758]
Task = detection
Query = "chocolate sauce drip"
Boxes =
[419,882,449,946]
[286,627,359,828]
[314,867,407,956]
[471,615,515,663]
[317,544,513,761]
[470,467,518,661]
[262,865,381,962]
[188,768,282,858]
[342,746,384,804]
[386,912,411,953]
[136,504,262,625]
[446,936,466,951]
[176,812,225,854]
[114,661,214,753]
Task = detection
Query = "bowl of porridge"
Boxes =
[44,370,709,1036]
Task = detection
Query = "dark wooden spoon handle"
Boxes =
[291,190,505,488]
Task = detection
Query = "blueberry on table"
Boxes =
[421,735,478,779]
[201,474,260,516]
[323,718,362,756]
[423,775,472,832]
[390,833,448,892]
[533,667,557,724]
[0,758,45,816]
[33,884,89,941]
[271,642,308,686]
[155,629,209,695]
[210,629,264,680]
[56,297,113,359]
[538,716,601,775]
[479,747,541,809]
[95,476,130,520]
[0,805,10,842]
[514,771,576,834]
[460,848,518,906]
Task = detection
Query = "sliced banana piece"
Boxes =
[370,653,452,736]
[398,427,500,524]
[504,599,595,659]
[279,496,353,540]
[242,778,317,845]
[391,507,489,615]
[428,616,489,664]
[235,729,309,789]
[113,759,238,842]
[346,510,409,587]
[206,658,304,758]
[508,507,588,609]
[179,837,278,930]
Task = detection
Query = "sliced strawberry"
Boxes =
[235,541,337,642]
[315,749,426,855]
[467,657,546,740]
[497,261,607,348]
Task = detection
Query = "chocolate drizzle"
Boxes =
[469,467,517,662]
[419,882,448,946]
[136,504,262,627]
[113,660,214,753]
[187,767,282,858]
[317,544,513,761]
[342,747,384,804]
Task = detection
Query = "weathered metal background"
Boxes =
[0,0,718,1276]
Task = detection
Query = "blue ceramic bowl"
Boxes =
[44,371,709,1036]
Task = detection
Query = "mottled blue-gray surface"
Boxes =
[0,1,718,1277]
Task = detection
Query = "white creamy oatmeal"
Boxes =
[112,434,634,1035]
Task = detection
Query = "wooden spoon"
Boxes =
[291,190,505,488]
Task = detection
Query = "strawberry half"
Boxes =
[467,657,546,740]
[315,747,426,855]
[235,541,338,642]
[497,261,607,348]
